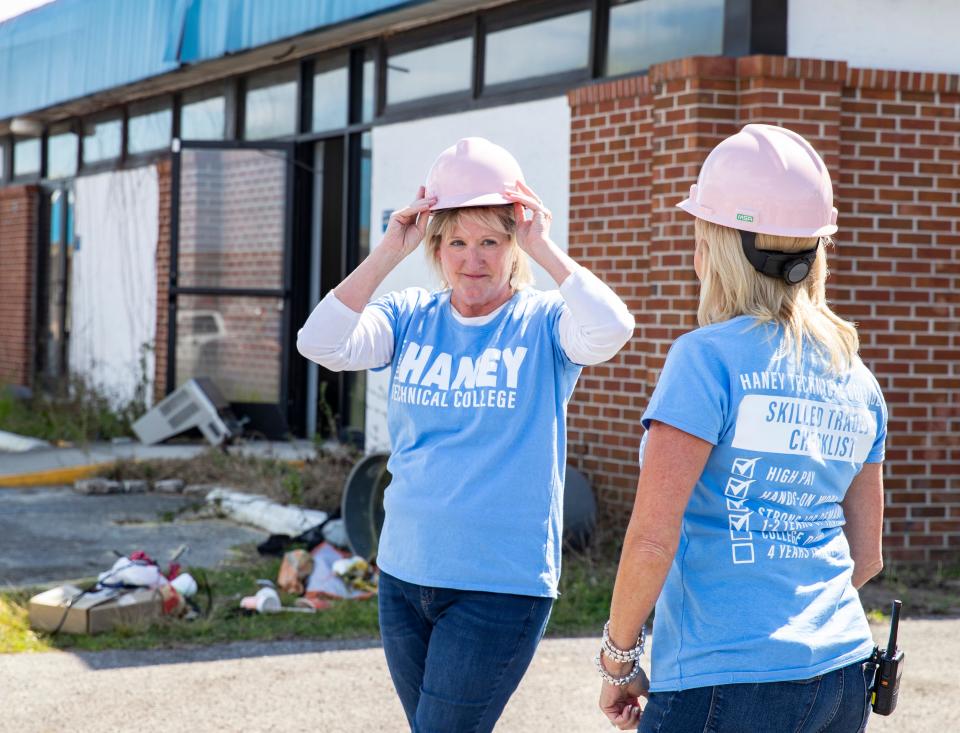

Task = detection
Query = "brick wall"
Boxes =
[567,56,960,563]
[0,185,38,387]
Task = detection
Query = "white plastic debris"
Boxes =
[205,488,328,536]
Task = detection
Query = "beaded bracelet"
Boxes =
[594,650,642,686]
[601,620,646,663]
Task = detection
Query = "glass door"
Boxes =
[169,140,294,435]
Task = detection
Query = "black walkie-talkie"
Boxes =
[871,600,904,716]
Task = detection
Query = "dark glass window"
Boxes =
[312,64,349,133]
[181,91,226,140]
[484,10,591,87]
[386,36,472,105]
[607,0,724,76]
[47,125,78,179]
[0,141,6,181]
[128,100,172,155]
[13,137,40,177]
[244,68,298,140]
[82,115,122,164]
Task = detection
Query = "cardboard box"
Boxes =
[29,584,163,635]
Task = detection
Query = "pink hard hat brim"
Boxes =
[676,198,839,238]
[430,192,515,211]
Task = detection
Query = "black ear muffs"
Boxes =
[738,230,818,285]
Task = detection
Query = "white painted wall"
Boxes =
[71,166,158,409]
[364,95,571,450]
[789,0,960,74]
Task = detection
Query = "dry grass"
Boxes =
[100,445,361,513]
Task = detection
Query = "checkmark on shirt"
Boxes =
[725,477,754,499]
[726,497,748,512]
[731,456,761,479]
[729,512,753,540]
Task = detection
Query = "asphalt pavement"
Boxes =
[0,486,267,588]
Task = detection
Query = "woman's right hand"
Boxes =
[382,186,437,259]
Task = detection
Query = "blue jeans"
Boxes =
[378,570,553,733]
[639,658,876,732]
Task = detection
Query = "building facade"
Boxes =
[0,0,958,562]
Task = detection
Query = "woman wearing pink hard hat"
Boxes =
[595,124,888,732]
[297,136,634,732]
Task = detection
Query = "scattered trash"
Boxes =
[29,584,162,635]
[170,572,198,597]
[28,546,202,636]
[304,543,377,601]
[256,513,345,557]
[98,556,165,588]
[207,488,328,535]
[0,429,49,452]
[133,378,241,447]
[277,550,313,595]
[240,587,281,613]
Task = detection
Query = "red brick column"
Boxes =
[566,75,655,512]
[154,158,172,404]
[568,55,960,562]
[0,185,39,387]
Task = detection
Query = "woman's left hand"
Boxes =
[599,669,650,730]
[504,180,552,253]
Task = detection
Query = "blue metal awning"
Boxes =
[0,0,423,121]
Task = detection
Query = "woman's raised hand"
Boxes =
[504,180,553,253]
[382,186,437,259]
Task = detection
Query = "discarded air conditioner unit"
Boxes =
[133,378,241,446]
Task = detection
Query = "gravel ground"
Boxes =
[1,618,956,732]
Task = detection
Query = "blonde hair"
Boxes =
[424,206,534,291]
[694,218,859,373]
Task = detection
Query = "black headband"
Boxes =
[738,230,818,286]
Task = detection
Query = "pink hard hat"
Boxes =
[424,137,525,211]
[677,124,838,237]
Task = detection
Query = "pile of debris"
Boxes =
[240,519,378,615]
[28,548,201,635]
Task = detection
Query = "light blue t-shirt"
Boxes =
[371,286,582,598]
[640,316,888,691]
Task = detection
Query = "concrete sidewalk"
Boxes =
[0,440,319,488]
[1,619,955,732]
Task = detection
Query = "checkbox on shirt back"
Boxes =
[731,457,761,478]
[725,477,754,499]
[726,497,748,512]
[732,543,755,564]
[729,512,753,541]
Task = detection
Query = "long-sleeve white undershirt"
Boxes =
[296,266,634,371]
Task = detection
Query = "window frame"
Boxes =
[125,95,175,161]
[11,134,44,182]
[79,108,125,172]
[241,64,301,141]
[380,17,476,115]
[480,0,595,94]
[179,82,231,142]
